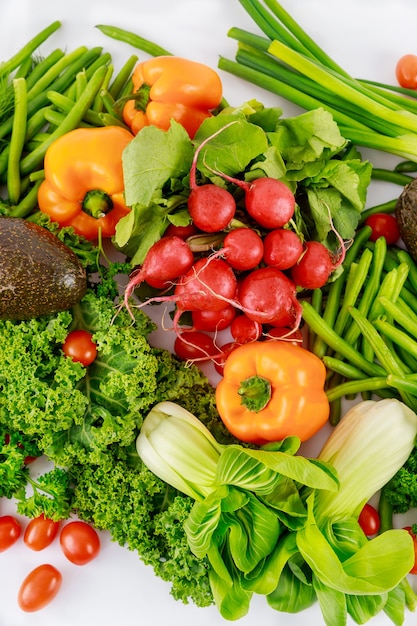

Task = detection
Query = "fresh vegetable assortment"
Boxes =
[1,1,417,625]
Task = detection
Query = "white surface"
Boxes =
[1,0,417,624]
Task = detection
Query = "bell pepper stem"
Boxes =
[82,188,113,218]
[238,375,271,412]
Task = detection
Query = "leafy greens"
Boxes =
[117,102,372,267]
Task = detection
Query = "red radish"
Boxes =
[191,304,236,332]
[213,341,240,376]
[206,164,295,229]
[211,227,264,271]
[174,257,238,313]
[230,314,262,344]
[264,326,303,345]
[188,123,237,233]
[174,331,218,362]
[237,266,302,329]
[291,240,342,290]
[263,228,303,270]
[164,223,199,239]
[123,235,194,309]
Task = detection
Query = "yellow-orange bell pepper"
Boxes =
[215,341,329,445]
[122,56,223,138]
[37,126,134,241]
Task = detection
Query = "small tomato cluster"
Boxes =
[0,512,100,613]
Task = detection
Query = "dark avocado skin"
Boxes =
[395,179,417,263]
[0,217,87,320]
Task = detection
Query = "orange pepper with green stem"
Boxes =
[122,56,223,138]
[215,340,330,445]
[37,126,134,241]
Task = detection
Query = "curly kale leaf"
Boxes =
[70,459,213,607]
[15,467,72,521]
[384,445,417,514]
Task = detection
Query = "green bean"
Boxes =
[42,109,92,129]
[108,54,138,99]
[371,168,414,186]
[358,200,397,224]
[322,356,367,380]
[348,307,417,410]
[24,49,64,94]
[96,24,172,56]
[312,225,372,358]
[373,317,417,361]
[0,21,61,80]
[394,159,417,173]
[308,288,323,352]
[9,179,43,218]
[343,236,386,346]
[301,300,385,377]
[362,263,409,361]
[378,487,394,533]
[92,66,113,112]
[20,65,108,176]
[333,248,372,338]
[0,46,102,144]
[47,91,103,126]
[99,89,120,117]
[378,295,417,337]
[387,375,417,397]
[26,47,85,100]
[326,376,390,403]
[14,54,34,80]
[7,78,27,204]
[97,112,130,129]
[396,249,417,293]
[328,396,342,426]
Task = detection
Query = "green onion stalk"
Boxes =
[219,0,417,162]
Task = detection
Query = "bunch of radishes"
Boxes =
[123,123,345,371]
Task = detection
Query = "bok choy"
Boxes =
[137,398,417,624]
[136,399,417,626]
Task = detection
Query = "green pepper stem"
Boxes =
[82,189,113,218]
[237,375,271,412]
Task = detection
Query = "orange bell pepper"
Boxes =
[215,341,329,445]
[37,126,134,240]
[122,56,223,138]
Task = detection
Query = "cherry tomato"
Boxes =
[59,520,100,566]
[396,54,417,89]
[403,526,417,574]
[213,341,240,376]
[18,564,62,612]
[174,331,218,362]
[363,213,400,245]
[0,515,21,552]
[358,503,380,536]
[62,329,97,366]
[24,514,60,551]
[191,304,236,332]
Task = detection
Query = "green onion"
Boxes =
[221,0,417,161]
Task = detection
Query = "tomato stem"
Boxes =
[237,375,271,412]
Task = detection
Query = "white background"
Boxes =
[1,1,417,624]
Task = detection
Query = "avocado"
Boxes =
[0,217,87,320]
[395,178,417,263]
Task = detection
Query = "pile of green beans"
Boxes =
[302,225,417,424]
[0,21,140,218]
